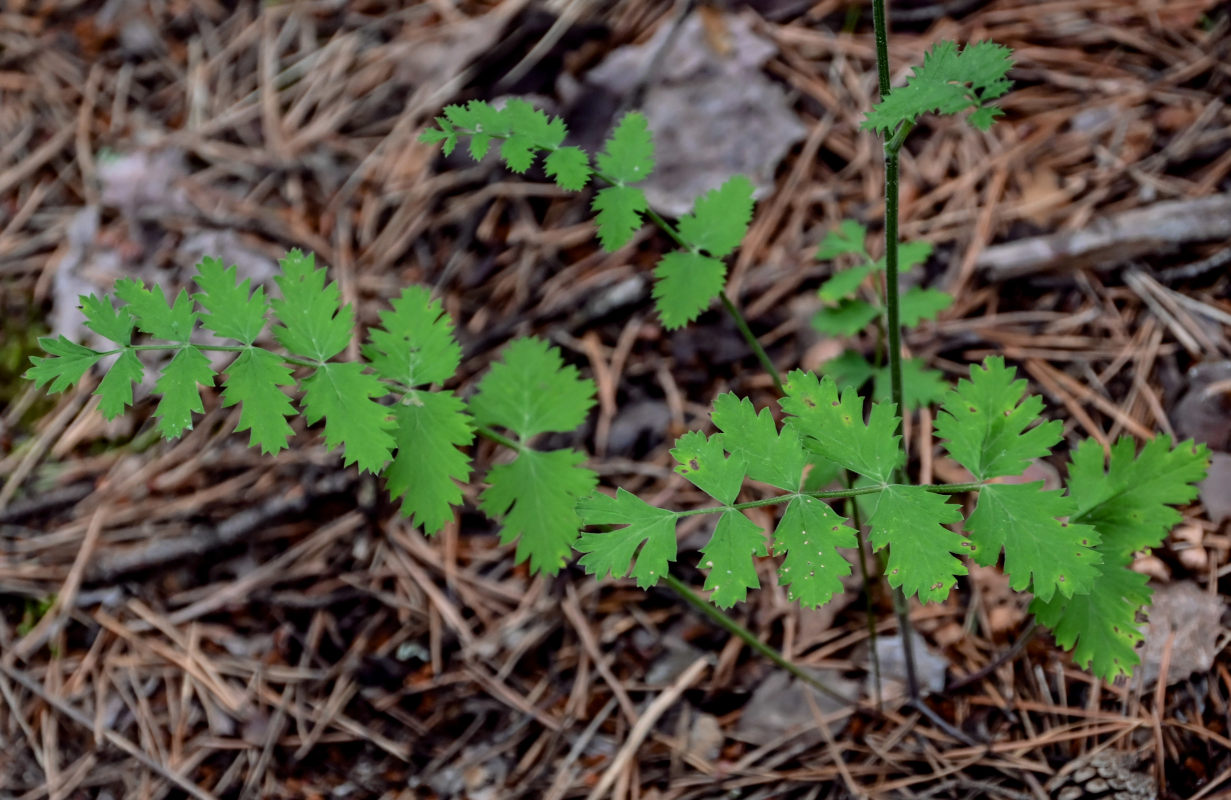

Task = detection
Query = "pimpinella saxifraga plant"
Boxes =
[28,37,1209,682]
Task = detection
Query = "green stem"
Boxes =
[672,481,983,518]
[643,205,782,394]
[663,573,857,707]
[845,472,882,708]
[871,0,892,98]
[720,292,784,395]
[475,425,520,452]
[111,343,321,370]
[872,0,926,709]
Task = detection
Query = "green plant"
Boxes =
[812,219,950,409]
[27,254,601,575]
[25,26,1209,684]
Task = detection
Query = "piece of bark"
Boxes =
[977,193,1231,280]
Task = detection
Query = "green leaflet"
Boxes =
[867,484,966,603]
[1067,436,1210,558]
[596,111,654,184]
[469,337,595,440]
[81,294,135,345]
[114,279,198,342]
[193,257,269,345]
[544,146,591,191]
[1031,558,1151,681]
[592,185,647,252]
[700,509,766,608]
[480,448,598,576]
[153,346,214,439]
[26,337,102,395]
[671,430,747,506]
[576,489,678,588]
[815,219,868,259]
[653,251,727,329]
[781,370,902,484]
[219,348,295,455]
[811,298,880,337]
[364,286,461,389]
[300,361,393,474]
[677,175,755,259]
[385,391,473,535]
[936,356,1062,480]
[96,350,143,419]
[774,495,856,608]
[271,250,353,362]
[965,482,1100,602]
[711,393,805,492]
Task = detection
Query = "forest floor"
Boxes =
[2,1,1230,798]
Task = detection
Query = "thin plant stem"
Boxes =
[945,621,1039,692]
[475,425,520,452]
[845,473,882,709]
[719,292,784,395]
[872,0,926,710]
[663,573,857,707]
[670,480,982,517]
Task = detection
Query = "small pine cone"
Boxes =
[1044,752,1155,800]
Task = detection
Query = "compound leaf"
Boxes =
[221,347,296,455]
[364,286,461,388]
[815,220,867,259]
[671,430,747,506]
[1068,436,1210,558]
[153,346,214,438]
[596,111,654,185]
[385,391,473,534]
[26,337,103,394]
[935,356,1061,480]
[300,361,393,473]
[867,484,966,603]
[966,482,1100,602]
[480,447,598,575]
[544,146,591,191]
[652,251,726,329]
[677,175,755,258]
[271,250,353,362]
[863,41,1014,134]
[593,185,647,251]
[781,370,901,483]
[700,509,766,607]
[576,489,678,588]
[774,495,856,608]
[114,279,197,342]
[1031,558,1150,681]
[711,393,805,491]
[193,257,269,345]
[469,337,595,439]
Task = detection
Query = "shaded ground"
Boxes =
[2,1,1230,797]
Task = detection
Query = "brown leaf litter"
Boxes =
[2,1,1231,797]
